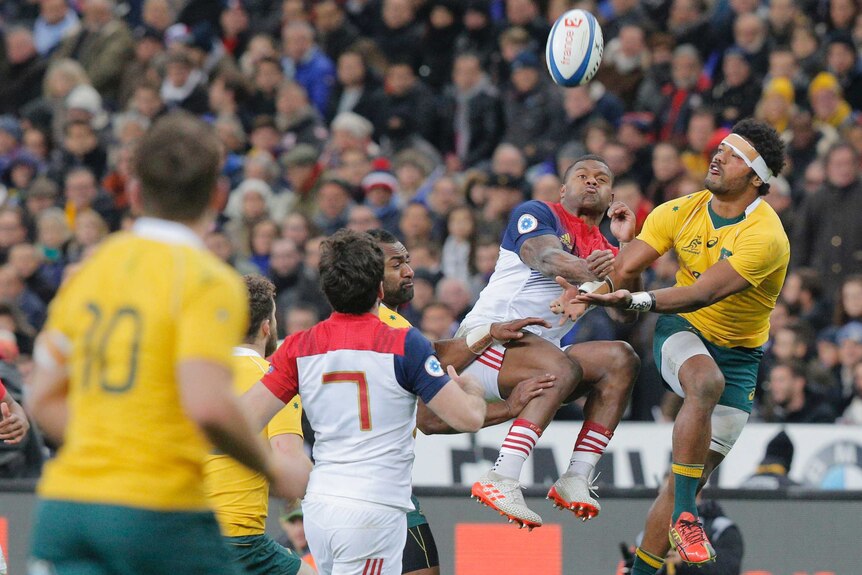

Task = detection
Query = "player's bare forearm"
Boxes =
[417,398,512,435]
[433,338,476,372]
[179,361,274,478]
[426,369,487,433]
[242,381,293,432]
[520,235,598,284]
[270,433,312,500]
[27,331,71,444]
[27,367,69,444]
[435,318,552,371]
[609,239,657,291]
[579,261,752,314]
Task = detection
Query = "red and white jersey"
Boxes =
[262,312,449,512]
[459,200,618,346]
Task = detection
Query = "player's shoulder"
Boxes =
[185,247,246,295]
[743,198,791,247]
[663,190,711,214]
[749,198,788,231]
[511,200,557,221]
[378,304,413,328]
[507,200,558,236]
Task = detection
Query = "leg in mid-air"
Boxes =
[632,323,752,573]
[545,340,640,520]
[469,333,583,529]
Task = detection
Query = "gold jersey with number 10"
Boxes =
[637,190,790,349]
[38,219,248,511]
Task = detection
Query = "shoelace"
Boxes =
[588,472,601,499]
[676,517,707,545]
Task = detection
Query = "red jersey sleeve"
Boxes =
[0,379,6,401]
[261,342,299,403]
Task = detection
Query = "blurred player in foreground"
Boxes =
[203,274,315,575]
[27,113,298,574]
[570,119,788,569]
[456,156,641,529]
[241,230,488,575]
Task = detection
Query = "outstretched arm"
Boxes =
[608,238,661,291]
[520,235,604,284]
[578,260,751,313]
[433,318,551,372]
[417,373,556,435]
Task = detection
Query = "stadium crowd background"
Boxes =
[1,0,862,469]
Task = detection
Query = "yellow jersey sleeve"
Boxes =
[636,199,678,256]
[176,266,248,367]
[726,229,790,288]
[267,395,304,438]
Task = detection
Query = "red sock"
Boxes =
[567,421,613,477]
[492,418,543,480]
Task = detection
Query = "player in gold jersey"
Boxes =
[203,274,315,575]
[571,119,789,572]
[27,113,297,575]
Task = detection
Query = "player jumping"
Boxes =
[455,155,641,529]
[368,228,558,574]
[568,119,788,569]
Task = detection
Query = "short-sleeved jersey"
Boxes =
[460,200,618,345]
[637,191,790,348]
[262,312,448,511]
[379,303,412,328]
[38,218,248,511]
[0,379,5,401]
[203,348,304,536]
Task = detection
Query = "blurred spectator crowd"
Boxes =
[1,0,862,452]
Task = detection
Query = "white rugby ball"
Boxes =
[545,9,604,87]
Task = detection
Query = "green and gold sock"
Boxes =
[631,547,664,575]
[672,462,704,523]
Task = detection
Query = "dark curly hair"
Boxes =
[243,274,276,342]
[320,230,384,314]
[732,118,786,196]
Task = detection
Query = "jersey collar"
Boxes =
[232,346,262,358]
[132,217,205,249]
[707,196,762,229]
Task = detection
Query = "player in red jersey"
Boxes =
[454,156,641,529]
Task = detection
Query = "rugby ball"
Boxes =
[545,9,604,87]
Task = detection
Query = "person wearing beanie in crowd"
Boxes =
[362,170,402,235]
[744,430,799,488]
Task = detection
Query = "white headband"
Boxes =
[720,133,772,183]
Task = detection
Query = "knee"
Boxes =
[607,341,641,388]
[683,371,725,405]
[550,357,583,396]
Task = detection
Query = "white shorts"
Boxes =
[658,330,749,457]
[302,495,405,575]
[460,343,506,402]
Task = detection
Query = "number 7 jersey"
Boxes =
[38,218,248,511]
[262,312,449,511]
